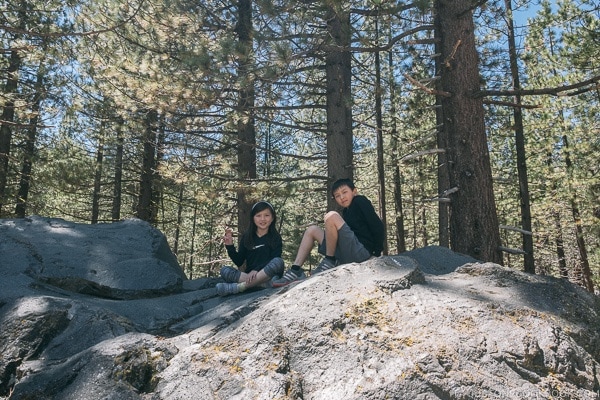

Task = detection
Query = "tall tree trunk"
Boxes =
[545,149,569,277]
[435,110,451,248]
[434,17,450,248]
[388,48,406,253]
[0,48,21,216]
[136,109,158,223]
[91,133,105,224]
[15,66,43,218]
[553,211,568,278]
[235,0,256,228]
[434,0,503,263]
[505,0,535,273]
[325,3,353,210]
[420,169,428,246]
[374,19,388,255]
[563,135,594,292]
[173,184,185,256]
[173,144,188,256]
[152,124,165,226]
[189,204,198,279]
[111,119,124,222]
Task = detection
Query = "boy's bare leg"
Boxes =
[292,225,324,266]
[323,211,345,257]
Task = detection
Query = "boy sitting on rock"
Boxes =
[273,178,385,287]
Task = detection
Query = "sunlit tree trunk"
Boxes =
[374,19,388,255]
[505,0,535,273]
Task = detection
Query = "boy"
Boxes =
[272,178,385,287]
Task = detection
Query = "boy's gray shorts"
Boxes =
[318,223,370,265]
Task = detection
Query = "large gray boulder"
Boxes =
[1,217,599,399]
[1,216,185,299]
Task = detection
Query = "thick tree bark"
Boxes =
[0,49,21,216]
[235,0,256,228]
[435,0,503,263]
[325,4,353,209]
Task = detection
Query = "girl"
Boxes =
[216,201,285,296]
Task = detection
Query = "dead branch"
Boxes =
[423,197,451,203]
[474,75,600,98]
[401,148,446,162]
[444,40,462,69]
[407,38,438,45]
[499,246,528,255]
[403,73,451,97]
[499,225,533,236]
[425,187,458,203]
[440,187,459,197]
[483,99,541,109]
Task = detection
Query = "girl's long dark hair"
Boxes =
[242,201,281,249]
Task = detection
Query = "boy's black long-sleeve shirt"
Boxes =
[225,233,282,272]
[342,195,385,256]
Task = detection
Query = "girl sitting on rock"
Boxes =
[216,201,285,296]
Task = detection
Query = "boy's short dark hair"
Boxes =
[331,178,355,197]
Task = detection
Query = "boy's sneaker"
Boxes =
[216,282,240,296]
[312,257,338,275]
[272,268,306,287]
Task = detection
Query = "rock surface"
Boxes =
[1,216,599,399]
